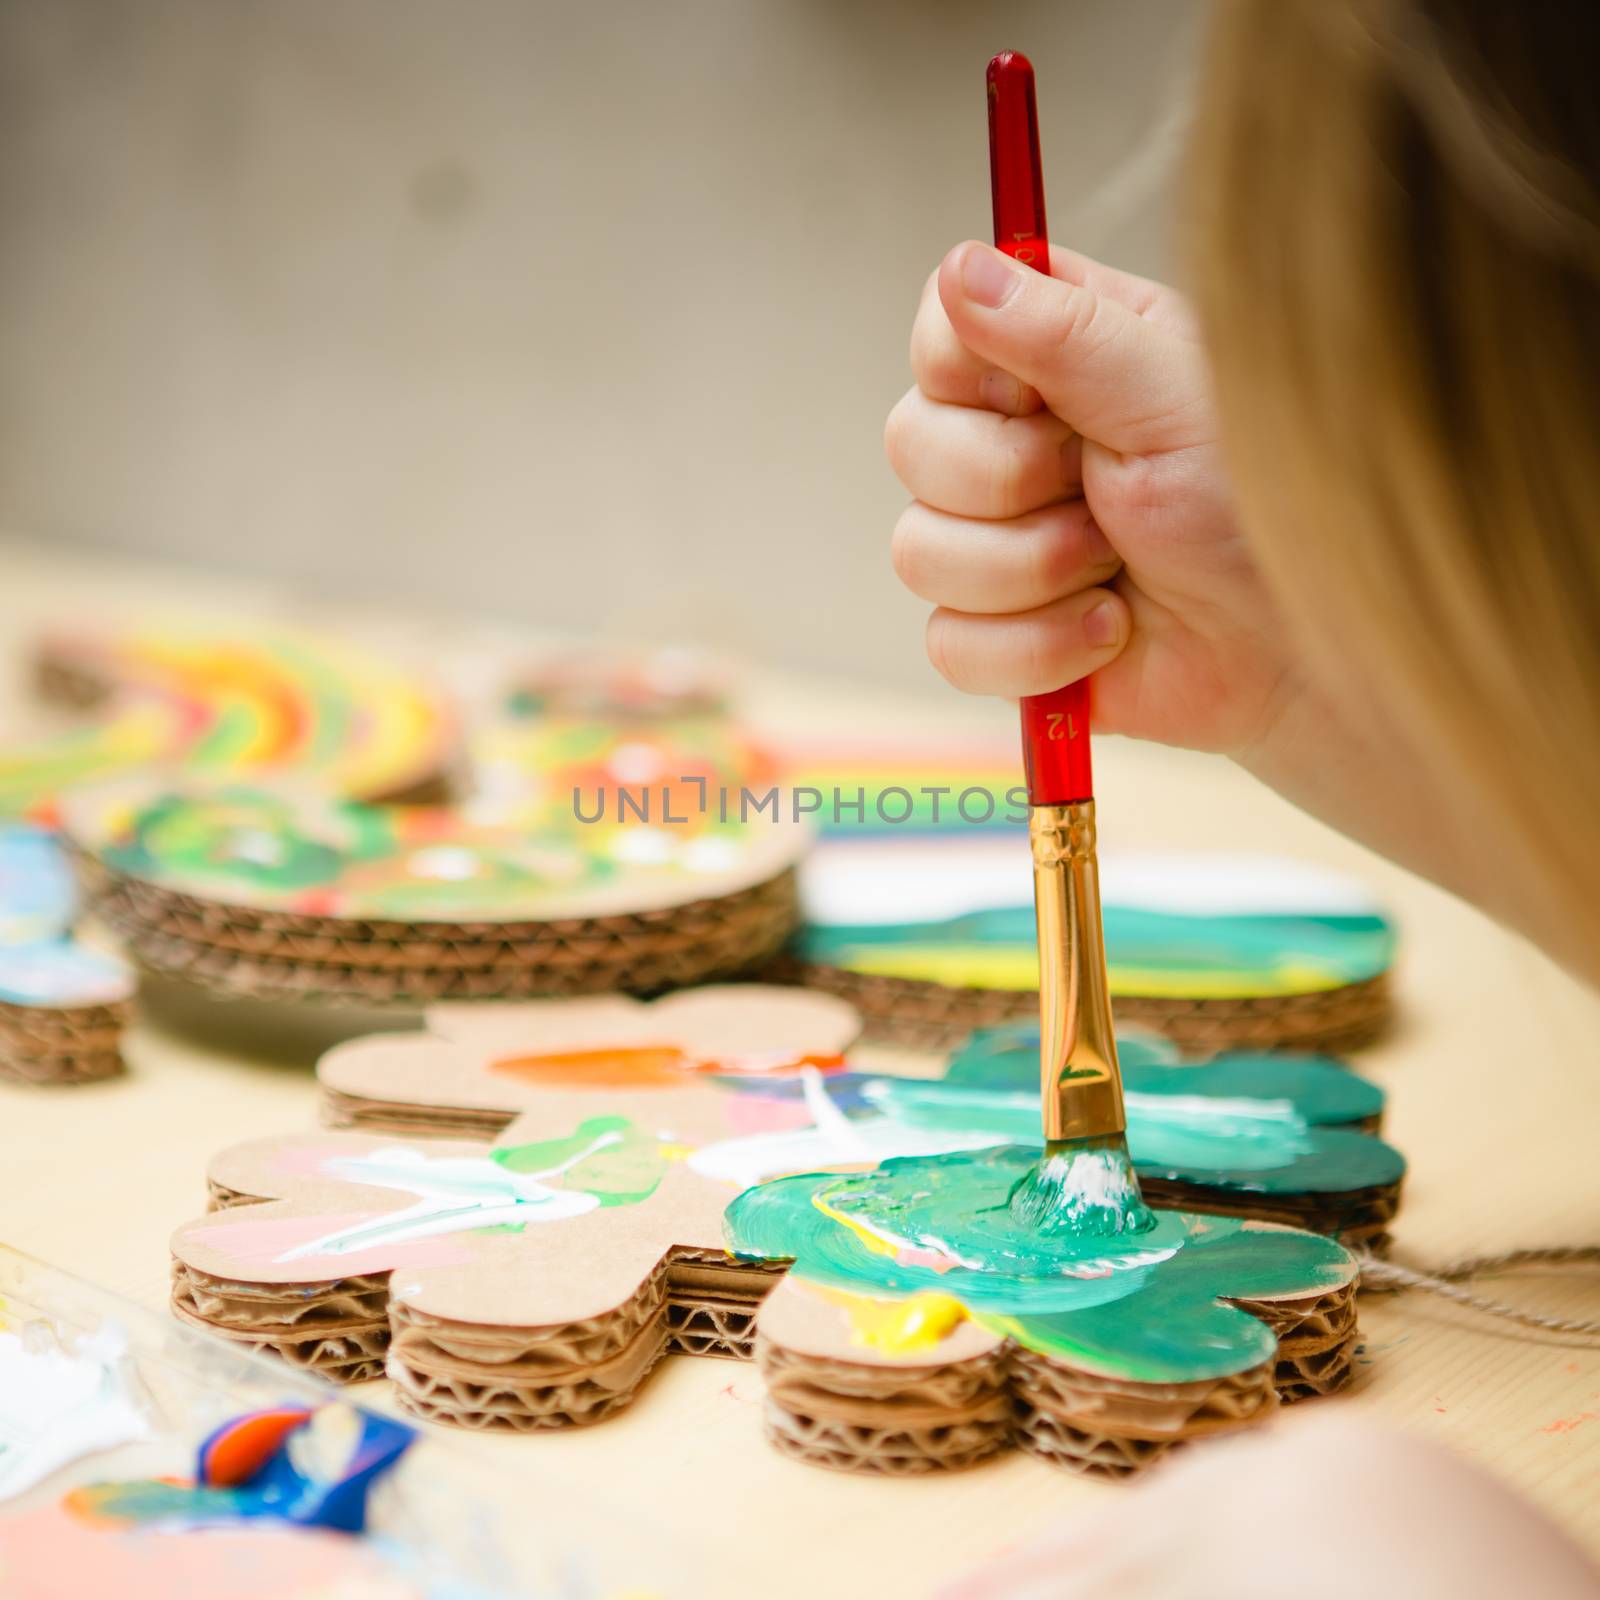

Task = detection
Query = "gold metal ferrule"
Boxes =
[1029,800,1127,1143]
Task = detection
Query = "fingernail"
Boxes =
[960,245,1022,309]
[978,370,1022,413]
[1083,600,1122,650]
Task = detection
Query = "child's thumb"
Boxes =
[937,241,1207,452]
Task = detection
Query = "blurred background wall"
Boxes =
[0,0,1200,690]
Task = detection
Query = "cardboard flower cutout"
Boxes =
[173,992,1378,1474]
[728,1150,1358,1475]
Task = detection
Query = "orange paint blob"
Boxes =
[200,1406,314,1486]
[492,1045,694,1087]
[489,1045,846,1088]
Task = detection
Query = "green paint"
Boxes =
[83,710,779,918]
[95,785,609,913]
[946,1025,1383,1125]
[798,903,1396,998]
[1006,1137,1156,1238]
[492,1114,667,1206]
[103,790,348,892]
[0,728,132,807]
[855,1026,1403,1196]
[860,1082,1402,1195]
[192,703,261,768]
[725,1146,1354,1383]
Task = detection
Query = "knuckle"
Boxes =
[911,323,968,399]
[1049,284,1110,370]
[1028,506,1087,597]
[889,509,920,584]
[907,312,939,381]
[1027,527,1069,601]
[882,393,914,470]
[924,611,962,685]
[1103,450,1166,520]
[988,429,1031,519]
[910,273,959,382]
[1020,608,1076,693]
[1018,625,1061,696]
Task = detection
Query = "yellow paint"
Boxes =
[816,1285,969,1355]
[836,947,1343,998]
[1112,961,1342,998]
[809,1190,902,1258]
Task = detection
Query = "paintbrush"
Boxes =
[985,50,1153,1236]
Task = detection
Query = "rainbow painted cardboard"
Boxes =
[1,622,461,1071]
[173,990,1399,1473]
[13,624,455,817]
[64,714,807,1003]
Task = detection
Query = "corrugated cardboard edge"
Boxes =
[765,957,1393,1055]
[82,864,799,1005]
[0,994,131,1084]
[755,1273,1359,1478]
[1140,1175,1401,1253]
[176,1136,1364,1477]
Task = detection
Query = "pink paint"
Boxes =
[188,1211,477,1276]
[269,1142,357,1180]
[721,1095,812,1137]
[895,1246,957,1273]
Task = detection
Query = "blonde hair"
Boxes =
[1188,0,1600,967]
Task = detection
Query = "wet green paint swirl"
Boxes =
[725,1146,1355,1383]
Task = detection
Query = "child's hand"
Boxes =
[937,1413,1600,1600]
[884,241,1546,938]
[886,241,1296,755]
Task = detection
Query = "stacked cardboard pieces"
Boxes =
[169,989,1400,1478]
[1,622,464,1077]
[0,973,133,1084]
[779,843,1399,1055]
[0,825,135,1084]
[770,952,1391,1056]
[74,832,802,1007]
[29,627,809,1010]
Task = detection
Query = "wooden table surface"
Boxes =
[3,542,1598,1597]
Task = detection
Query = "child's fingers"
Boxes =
[885,387,1080,520]
[911,270,1044,416]
[937,242,1213,452]
[925,588,1129,697]
[891,500,1120,615]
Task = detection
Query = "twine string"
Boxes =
[1354,1245,1600,1336]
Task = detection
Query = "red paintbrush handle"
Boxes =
[988,50,1093,806]
[1020,681,1092,806]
